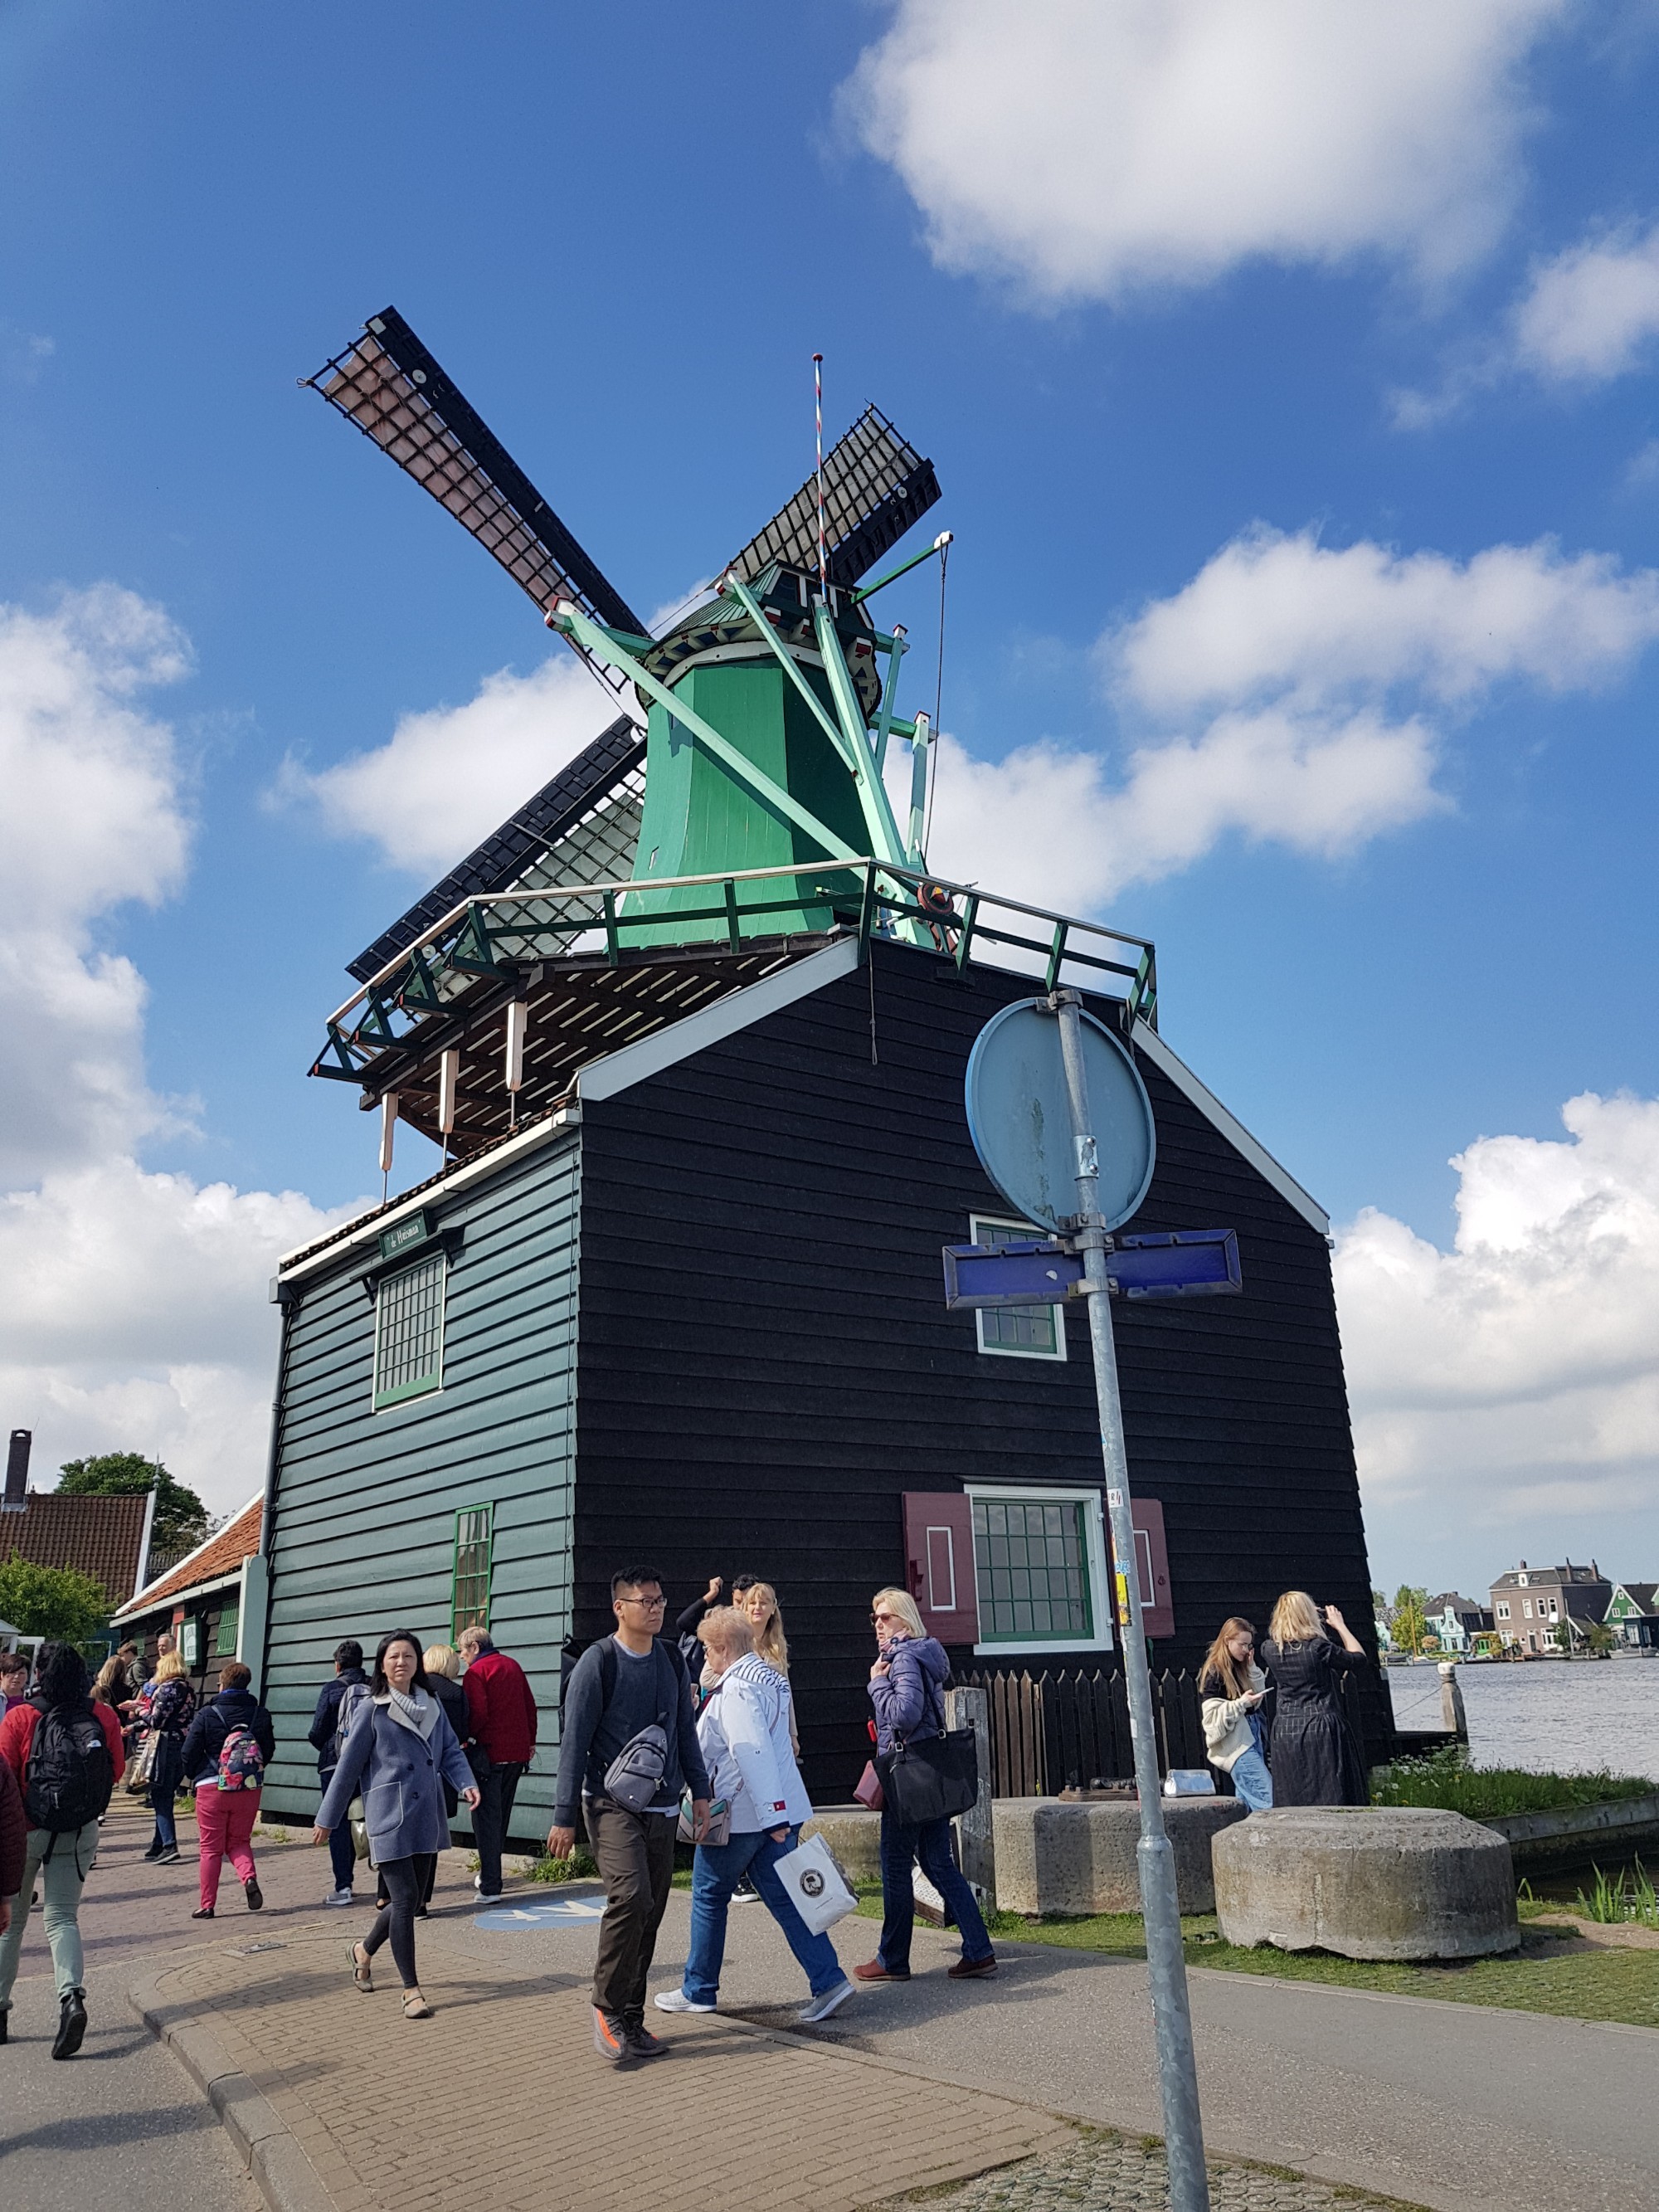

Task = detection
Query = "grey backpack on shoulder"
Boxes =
[600,1641,676,1812]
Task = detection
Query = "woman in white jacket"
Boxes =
[654,1609,854,2026]
[1199,1617,1272,1811]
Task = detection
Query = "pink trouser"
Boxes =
[197,1786,260,1908]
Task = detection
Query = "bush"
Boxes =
[530,1845,597,1883]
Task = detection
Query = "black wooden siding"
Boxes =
[258,1133,581,1831]
[573,939,1379,1802]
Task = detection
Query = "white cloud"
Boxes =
[927,528,1659,907]
[290,654,630,875]
[0,587,349,1520]
[845,0,1566,303]
[1513,222,1659,382]
[1336,1093,1659,1541]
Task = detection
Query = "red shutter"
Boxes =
[1130,1498,1174,1639]
[902,1493,980,1646]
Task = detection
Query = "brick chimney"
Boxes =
[2,1429,29,1513]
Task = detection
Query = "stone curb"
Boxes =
[127,1969,336,2212]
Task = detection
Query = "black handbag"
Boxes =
[875,1674,979,1825]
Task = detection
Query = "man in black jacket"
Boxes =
[548,1568,709,2066]
[305,1640,367,1907]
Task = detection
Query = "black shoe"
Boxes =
[245,1878,263,1912]
[154,1847,182,1865]
[592,2007,631,2064]
[623,2021,667,2059]
[142,1840,165,1861]
[51,1990,87,2060]
[0,2006,9,2045]
[192,1906,214,1919]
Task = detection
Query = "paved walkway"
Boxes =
[13,1800,1657,2212]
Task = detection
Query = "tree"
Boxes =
[1389,1586,1431,1658]
[1583,1620,1617,1656]
[56,1452,208,1552]
[0,1552,109,1643]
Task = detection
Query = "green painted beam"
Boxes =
[872,626,907,775]
[549,602,863,865]
[810,597,911,870]
[720,572,858,775]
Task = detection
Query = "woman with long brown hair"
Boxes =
[1261,1591,1368,1806]
[1199,1618,1272,1810]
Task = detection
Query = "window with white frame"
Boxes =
[373,1253,446,1410]
[967,1486,1112,1653]
[970,1216,1067,1362]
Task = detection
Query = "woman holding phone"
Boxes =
[1261,1591,1369,1806]
[1199,1618,1272,1810]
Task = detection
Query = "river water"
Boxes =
[1386,1657,1659,1781]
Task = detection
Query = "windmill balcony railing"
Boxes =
[310,858,1157,1084]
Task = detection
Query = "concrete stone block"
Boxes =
[802,1805,883,1883]
[992,1795,1247,1915]
[1213,1805,1520,1961]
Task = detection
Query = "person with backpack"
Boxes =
[139,1650,197,1864]
[456,1624,538,1903]
[0,1640,124,2057]
[307,1639,370,1907]
[180,1660,276,1919]
[547,1566,712,2065]
[313,1630,479,2020]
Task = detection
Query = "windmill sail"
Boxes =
[726,404,940,588]
[306,307,648,703]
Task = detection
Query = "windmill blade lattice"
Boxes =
[306,307,648,705]
[726,404,940,588]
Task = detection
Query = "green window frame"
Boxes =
[971,1216,1067,1361]
[969,1488,1110,1651]
[451,1505,493,1642]
[373,1253,446,1410]
[214,1600,240,1659]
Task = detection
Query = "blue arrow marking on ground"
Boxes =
[474,1896,608,1931]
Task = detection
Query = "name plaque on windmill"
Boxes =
[941,1228,1242,1308]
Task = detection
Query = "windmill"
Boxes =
[306,309,947,943]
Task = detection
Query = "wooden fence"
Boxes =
[961,1664,1382,1798]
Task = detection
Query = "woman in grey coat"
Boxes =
[314,1629,478,2019]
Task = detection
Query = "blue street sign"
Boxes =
[965,998,1155,1233]
[942,1229,1242,1309]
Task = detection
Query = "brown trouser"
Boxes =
[586,1799,677,2024]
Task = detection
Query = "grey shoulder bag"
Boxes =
[601,1643,674,1814]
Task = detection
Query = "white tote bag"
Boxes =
[771,1831,858,1936]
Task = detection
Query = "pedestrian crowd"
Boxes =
[0,1561,1370,2063]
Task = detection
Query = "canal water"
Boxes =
[1386,1657,1659,1781]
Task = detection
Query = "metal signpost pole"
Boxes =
[1050,987,1211,2212]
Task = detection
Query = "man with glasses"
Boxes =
[548,1568,711,2063]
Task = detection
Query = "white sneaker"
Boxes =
[474,1889,503,1903]
[798,1978,855,2024]
[653,1988,715,2014]
[324,1888,354,1907]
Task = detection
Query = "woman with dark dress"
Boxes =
[417,1644,473,1915]
[1260,1591,1369,1806]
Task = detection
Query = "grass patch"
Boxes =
[1370,1749,1653,1820]
[528,1846,597,1884]
[962,1903,1659,2027]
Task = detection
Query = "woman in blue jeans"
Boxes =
[654,1608,855,2026]
[854,1588,996,1984]
[1199,1617,1272,1810]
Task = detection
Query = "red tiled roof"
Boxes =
[0,1492,152,1608]
[115,1495,262,1618]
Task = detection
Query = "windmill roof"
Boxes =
[114,1495,262,1619]
[0,1491,153,1607]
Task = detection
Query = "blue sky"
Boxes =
[3,1,1658,1597]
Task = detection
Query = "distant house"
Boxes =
[1603,1581,1659,1651]
[1427,1593,1494,1654]
[110,1495,264,1698]
[1489,1561,1611,1654]
[0,1472,156,1635]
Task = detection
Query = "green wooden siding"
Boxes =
[259,1132,581,1836]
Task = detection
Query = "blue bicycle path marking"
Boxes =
[474,1895,607,1931]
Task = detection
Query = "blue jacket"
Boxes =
[181,1687,277,1788]
[316,1693,474,1862]
[868,1635,951,1755]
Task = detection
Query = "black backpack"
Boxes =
[25,1698,115,1834]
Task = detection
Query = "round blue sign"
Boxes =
[964,1000,1155,1234]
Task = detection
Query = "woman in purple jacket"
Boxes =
[852,1588,996,1986]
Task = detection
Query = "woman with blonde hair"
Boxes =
[140,1649,197,1864]
[1261,1591,1368,1806]
[1199,1619,1271,1812]
[416,1644,474,1916]
[853,1586,995,1986]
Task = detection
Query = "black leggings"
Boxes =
[362,1854,435,1988]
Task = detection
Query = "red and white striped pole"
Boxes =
[813,351,826,594]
